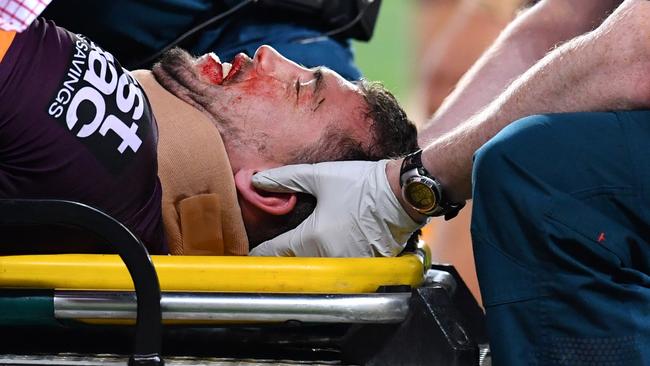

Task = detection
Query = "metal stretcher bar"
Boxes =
[0,254,425,293]
[54,290,411,323]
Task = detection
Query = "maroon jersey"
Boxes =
[0,19,166,253]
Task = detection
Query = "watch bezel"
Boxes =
[399,150,466,219]
[401,171,443,216]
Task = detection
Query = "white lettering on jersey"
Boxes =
[48,34,144,156]
[66,86,105,138]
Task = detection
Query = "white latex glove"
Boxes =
[249,160,429,257]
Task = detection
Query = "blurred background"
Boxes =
[354,0,531,304]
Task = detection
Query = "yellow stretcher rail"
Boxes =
[0,254,425,293]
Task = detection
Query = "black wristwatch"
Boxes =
[399,150,465,220]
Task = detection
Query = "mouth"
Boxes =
[197,52,251,85]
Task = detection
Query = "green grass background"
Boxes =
[353,1,415,104]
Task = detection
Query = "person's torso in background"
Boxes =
[42,0,361,80]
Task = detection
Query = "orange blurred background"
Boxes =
[415,0,527,306]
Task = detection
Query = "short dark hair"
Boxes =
[249,79,420,249]
[359,79,420,159]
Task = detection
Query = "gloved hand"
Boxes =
[248,160,428,257]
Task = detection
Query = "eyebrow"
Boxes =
[310,67,327,112]
[312,67,325,98]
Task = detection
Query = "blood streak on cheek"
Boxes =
[237,78,278,100]
[200,57,223,85]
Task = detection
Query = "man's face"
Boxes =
[153,45,379,245]
[185,45,373,172]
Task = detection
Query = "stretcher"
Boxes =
[0,199,489,366]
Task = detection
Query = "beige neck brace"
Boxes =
[132,70,249,256]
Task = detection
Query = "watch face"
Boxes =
[405,180,437,212]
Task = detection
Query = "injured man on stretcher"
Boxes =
[0,18,419,256]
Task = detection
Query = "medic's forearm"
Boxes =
[419,0,621,146]
[392,37,594,206]
[392,0,650,209]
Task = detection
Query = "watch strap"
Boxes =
[400,149,427,182]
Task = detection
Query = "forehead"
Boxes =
[316,73,372,141]
[320,92,372,146]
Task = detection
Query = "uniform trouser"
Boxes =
[471,111,650,365]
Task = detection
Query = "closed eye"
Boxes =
[294,68,325,105]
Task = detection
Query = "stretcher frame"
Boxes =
[0,199,487,366]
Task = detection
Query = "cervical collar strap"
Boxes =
[133,70,249,255]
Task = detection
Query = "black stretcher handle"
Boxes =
[0,199,164,366]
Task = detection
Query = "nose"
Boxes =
[253,45,312,81]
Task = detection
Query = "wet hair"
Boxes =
[250,79,421,250]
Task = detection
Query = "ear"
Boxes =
[234,169,297,216]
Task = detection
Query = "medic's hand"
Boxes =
[248,160,428,257]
